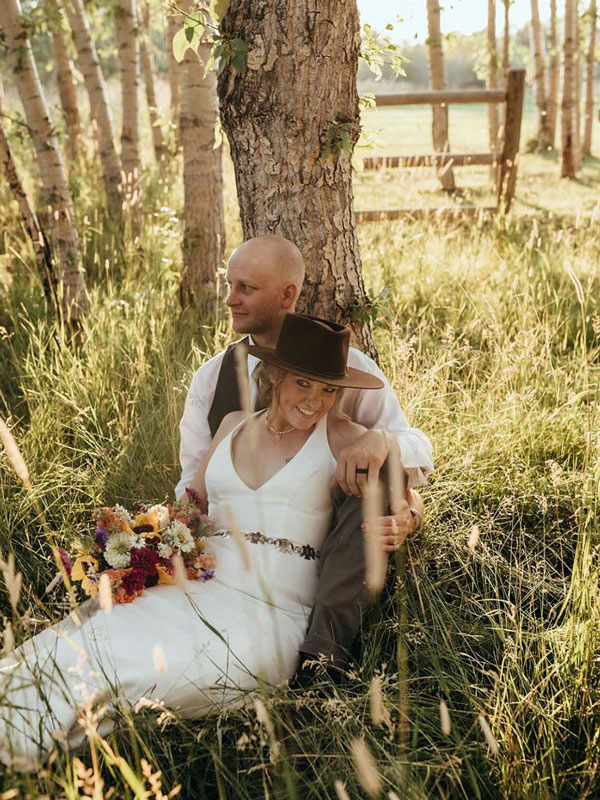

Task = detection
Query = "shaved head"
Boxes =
[228,235,305,294]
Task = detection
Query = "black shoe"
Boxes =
[289,654,348,692]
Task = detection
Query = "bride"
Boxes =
[0,313,412,769]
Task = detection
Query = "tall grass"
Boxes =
[0,137,599,797]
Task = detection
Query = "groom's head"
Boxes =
[226,235,305,342]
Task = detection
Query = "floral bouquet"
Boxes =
[55,489,216,604]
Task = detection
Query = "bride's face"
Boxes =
[274,372,338,429]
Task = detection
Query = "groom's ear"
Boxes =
[281,282,298,310]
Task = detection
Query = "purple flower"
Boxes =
[58,547,72,577]
[200,569,215,582]
[95,528,109,548]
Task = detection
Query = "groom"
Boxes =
[176,234,433,675]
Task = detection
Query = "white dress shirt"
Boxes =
[175,344,434,499]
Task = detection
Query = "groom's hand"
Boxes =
[332,430,389,497]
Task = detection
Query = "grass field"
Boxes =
[0,95,599,798]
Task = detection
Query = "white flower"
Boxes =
[162,521,194,553]
[114,504,134,525]
[104,533,137,569]
[158,542,173,559]
[148,504,170,531]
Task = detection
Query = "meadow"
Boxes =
[0,98,599,799]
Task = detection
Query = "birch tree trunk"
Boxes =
[487,0,500,152]
[179,5,224,309]
[583,0,597,154]
[48,0,82,163]
[562,0,577,176]
[530,0,552,148]
[139,0,164,161]
[167,12,181,134]
[502,0,511,81]
[115,0,141,229]
[64,0,122,220]
[573,1,582,169]
[0,79,54,301]
[548,0,559,146]
[218,0,376,356]
[0,0,88,320]
[426,0,455,191]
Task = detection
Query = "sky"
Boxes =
[356,0,549,42]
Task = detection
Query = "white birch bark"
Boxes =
[583,0,597,154]
[48,0,82,162]
[426,0,455,191]
[562,0,577,176]
[64,0,123,220]
[0,0,88,319]
[548,0,559,146]
[487,0,500,152]
[139,0,164,161]
[179,3,224,309]
[530,0,552,148]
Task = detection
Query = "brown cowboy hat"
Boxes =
[247,313,384,390]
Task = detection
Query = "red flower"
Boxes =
[130,547,159,576]
[121,568,148,595]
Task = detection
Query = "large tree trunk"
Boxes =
[487,0,500,152]
[0,0,88,320]
[167,11,181,134]
[115,0,141,231]
[562,0,577,176]
[218,0,376,356]
[426,0,455,191]
[48,0,82,163]
[583,0,597,154]
[0,78,55,301]
[179,4,224,310]
[64,0,123,220]
[573,1,582,169]
[139,0,164,162]
[530,0,552,148]
[548,0,559,147]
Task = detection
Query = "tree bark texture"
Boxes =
[115,0,141,228]
[583,0,597,154]
[179,4,224,309]
[64,0,123,219]
[0,0,88,320]
[426,0,455,191]
[487,0,499,152]
[573,1,582,169]
[502,0,510,80]
[562,0,577,176]
[548,0,559,146]
[0,80,54,301]
[139,0,164,161]
[49,0,82,162]
[167,11,182,131]
[218,0,376,357]
[530,0,552,148]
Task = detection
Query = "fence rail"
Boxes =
[356,69,525,222]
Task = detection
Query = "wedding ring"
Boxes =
[356,468,369,475]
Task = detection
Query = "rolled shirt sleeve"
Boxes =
[339,348,434,488]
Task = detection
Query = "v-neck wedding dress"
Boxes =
[0,413,336,768]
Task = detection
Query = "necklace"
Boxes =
[265,412,296,441]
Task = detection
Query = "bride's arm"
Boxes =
[184,411,246,512]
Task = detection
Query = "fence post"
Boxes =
[498,69,526,213]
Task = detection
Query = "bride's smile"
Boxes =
[269,374,338,432]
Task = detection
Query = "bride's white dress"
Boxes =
[0,412,336,768]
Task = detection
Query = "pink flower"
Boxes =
[58,547,72,577]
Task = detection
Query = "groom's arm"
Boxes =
[335,348,434,496]
[175,353,224,500]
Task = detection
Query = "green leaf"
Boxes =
[211,0,230,23]
[185,25,195,43]
[172,27,191,62]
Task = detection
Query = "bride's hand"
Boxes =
[363,493,423,552]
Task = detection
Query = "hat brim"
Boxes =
[247,345,384,390]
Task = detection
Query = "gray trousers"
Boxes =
[300,487,380,668]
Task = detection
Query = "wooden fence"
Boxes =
[355,69,526,222]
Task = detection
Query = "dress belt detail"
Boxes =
[210,530,320,561]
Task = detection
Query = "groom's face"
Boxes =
[226,258,287,337]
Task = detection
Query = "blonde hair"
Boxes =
[255,362,343,411]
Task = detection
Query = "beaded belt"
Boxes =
[210,530,320,561]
